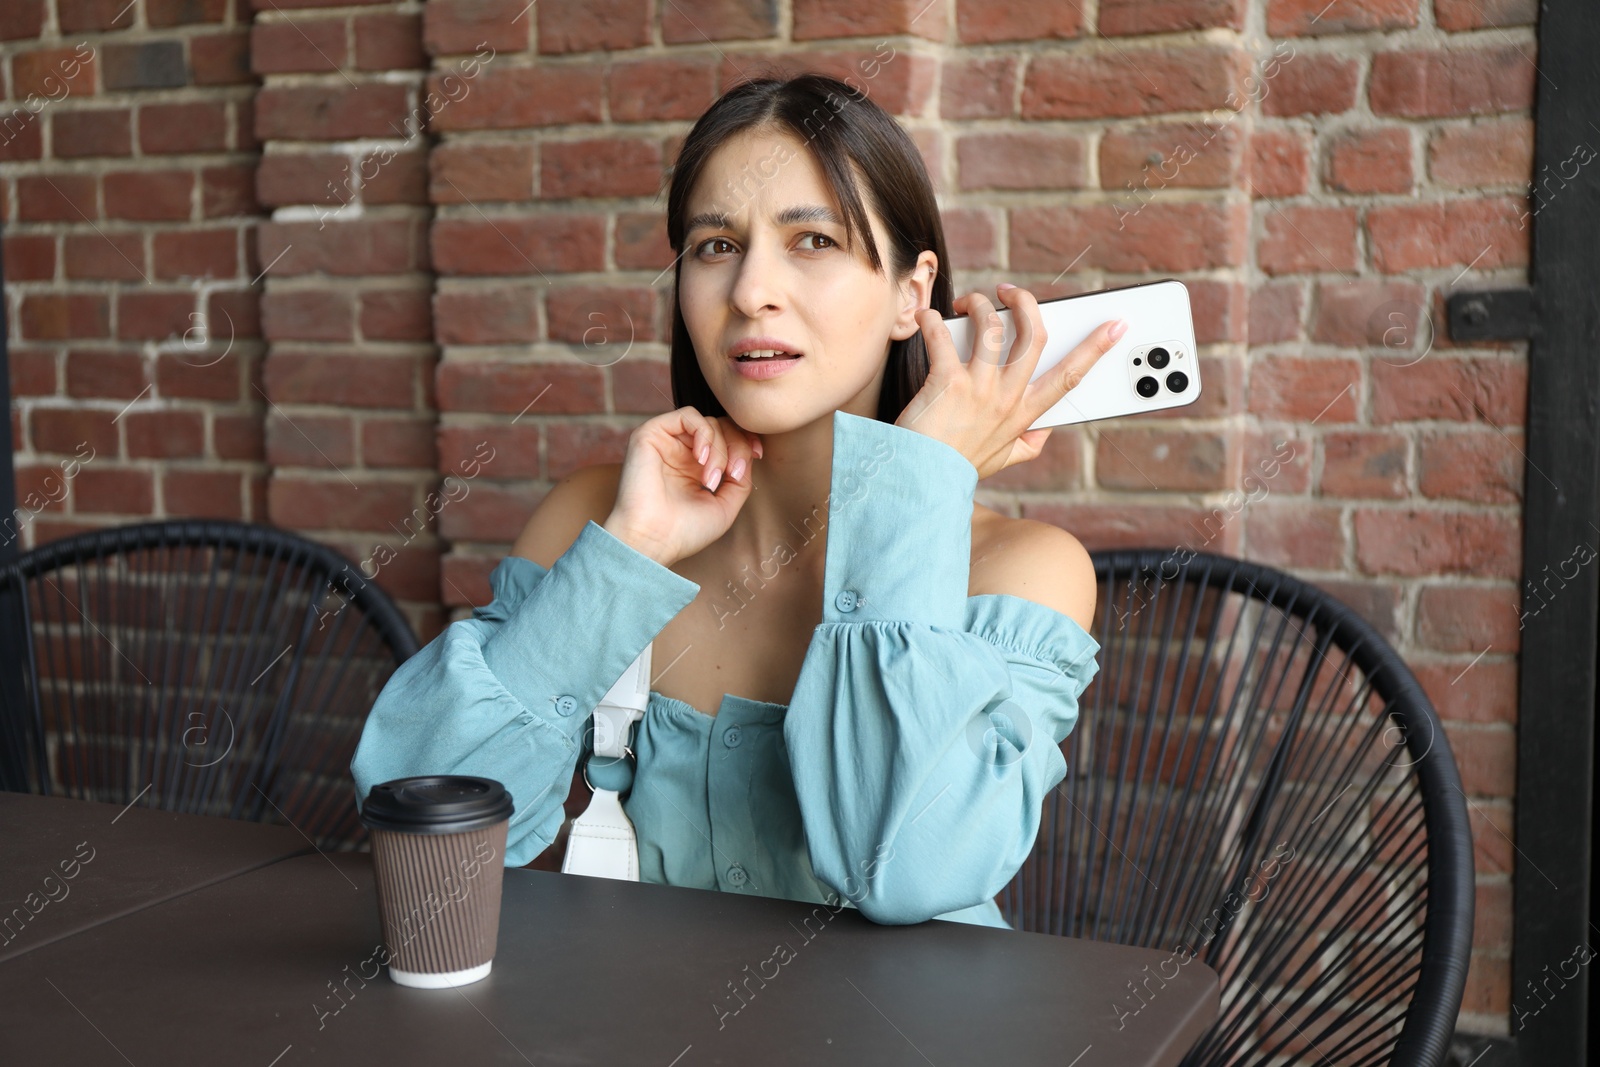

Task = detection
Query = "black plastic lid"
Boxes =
[359,776,514,835]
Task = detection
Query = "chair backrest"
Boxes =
[0,520,419,852]
[999,548,1474,1067]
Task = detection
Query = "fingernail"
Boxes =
[729,458,745,482]
[997,282,1017,291]
[1108,319,1129,342]
[753,439,764,458]
[697,444,709,464]
[707,468,722,491]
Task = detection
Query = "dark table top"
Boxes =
[0,846,1219,1066]
[0,791,312,963]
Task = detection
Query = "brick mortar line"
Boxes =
[254,70,430,87]
[354,24,1542,70]
[3,158,266,178]
[253,4,428,22]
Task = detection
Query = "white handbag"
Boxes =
[560,644,650,881]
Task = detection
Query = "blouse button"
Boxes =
[723,725,743,748]
[727,864,748,887]
[555,694,578,716]
[834,589,859,613]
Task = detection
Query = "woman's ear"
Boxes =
[889,250,939,341]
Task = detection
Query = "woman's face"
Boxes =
[678,127,935,434]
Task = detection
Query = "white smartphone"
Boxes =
[941,278,1201,431]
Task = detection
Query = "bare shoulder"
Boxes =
[509,462,624,570]
[970,510,1097,634]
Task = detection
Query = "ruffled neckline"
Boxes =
[648,690,787,724]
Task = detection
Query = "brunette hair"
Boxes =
[662,72,953,424]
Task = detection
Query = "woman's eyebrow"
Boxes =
[685,203,846,234]
[774,204,845,227]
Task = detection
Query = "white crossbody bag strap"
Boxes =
[560,642,650,881]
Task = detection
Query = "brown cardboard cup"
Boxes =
[359,776,513,988]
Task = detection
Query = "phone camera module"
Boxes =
[1136,376,1159,399]
[1147,346,1170,369]
[1166,370,1189,393]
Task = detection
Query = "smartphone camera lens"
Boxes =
[1136,376,1159,398]
[1147,346,1170,369]
[1166,370,1189,393]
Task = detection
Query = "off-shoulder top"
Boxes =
[350,409,1102,928]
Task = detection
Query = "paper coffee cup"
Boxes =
[358,776,513,988]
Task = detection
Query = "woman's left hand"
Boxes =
[896,283,1127,480]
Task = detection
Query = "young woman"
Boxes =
[352,73,1118,928]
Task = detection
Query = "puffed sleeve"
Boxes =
[782,411,1101,925]
[350,520,701,867]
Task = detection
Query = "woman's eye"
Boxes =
[696,237,735,257]
[799,232,836,251]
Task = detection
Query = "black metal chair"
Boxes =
[0,520,419,852]
[999,548,1473,1067]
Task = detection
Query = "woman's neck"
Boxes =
[717,409,837,581]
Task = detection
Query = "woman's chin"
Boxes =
[709,398,827,438]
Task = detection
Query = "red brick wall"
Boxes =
[249,0,443,639]
[2,0,1538,1035]
[3,0,263,545]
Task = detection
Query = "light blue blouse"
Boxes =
[350,410,1101,928]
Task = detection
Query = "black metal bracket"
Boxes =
[1447,288,1536,342]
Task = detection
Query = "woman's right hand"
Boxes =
[603,406,764,567]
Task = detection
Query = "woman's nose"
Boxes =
[729,246,782,316]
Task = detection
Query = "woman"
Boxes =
[352,73,1117,928]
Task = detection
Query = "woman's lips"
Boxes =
[730,352,802,379]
